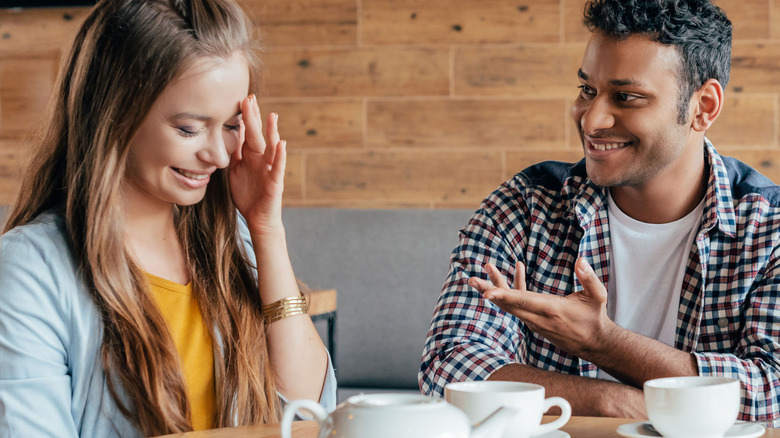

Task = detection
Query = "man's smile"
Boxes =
[589,141,630,151]
[585,137,633,152]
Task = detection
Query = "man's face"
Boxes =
[571,32,697,189]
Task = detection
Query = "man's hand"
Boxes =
[470,258,699,386]
[468,258,621,360]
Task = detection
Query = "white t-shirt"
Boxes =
[597,191,704,382]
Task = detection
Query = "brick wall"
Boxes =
[1,0,778,209]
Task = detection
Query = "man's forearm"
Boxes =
[488,363,647,418]
[581,325,699,388]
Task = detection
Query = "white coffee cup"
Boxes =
[644,376,740,438]
[444,381,571,438]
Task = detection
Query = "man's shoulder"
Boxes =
[720,155,780,207]
[480,158,589,218]
[512,158,588,192]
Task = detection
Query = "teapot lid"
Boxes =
[347,393,443,408]
[329,393,472,438]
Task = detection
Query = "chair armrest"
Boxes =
[304,289,337,317]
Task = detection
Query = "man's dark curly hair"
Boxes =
[584,0,732,124]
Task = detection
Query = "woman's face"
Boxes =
[124,52,249,210]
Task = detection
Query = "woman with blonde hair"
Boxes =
[0,0,335,436]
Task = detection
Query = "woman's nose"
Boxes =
[198,133,231,169]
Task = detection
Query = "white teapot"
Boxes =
[281,393,518,438]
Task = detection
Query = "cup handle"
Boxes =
[281,399,330,438]
[533,397,571,436]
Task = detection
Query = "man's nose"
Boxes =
[580,96,615,135]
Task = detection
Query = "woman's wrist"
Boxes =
[262,295,308,324]
[248,224,288,251]
[248,219,286,238]
[251,223,301,304]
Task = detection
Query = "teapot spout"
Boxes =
[469,406,519,438]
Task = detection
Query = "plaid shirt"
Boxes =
[420,141,780,424]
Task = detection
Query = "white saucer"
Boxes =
[616,421,765,438]
[531,430,569,438]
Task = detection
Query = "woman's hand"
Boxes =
[230,100,329,404]
[229,94,286,235]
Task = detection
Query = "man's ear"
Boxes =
[689,78,724,132]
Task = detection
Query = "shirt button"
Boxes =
[717,318,729,328]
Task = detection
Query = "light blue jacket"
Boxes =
[0,212,337,437]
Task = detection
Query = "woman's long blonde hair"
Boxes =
[4,0,279,434]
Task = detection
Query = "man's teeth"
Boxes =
[592,142,626,151]
[177,169,209,180]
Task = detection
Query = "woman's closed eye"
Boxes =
[176,126,200,137]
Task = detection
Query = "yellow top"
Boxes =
[147,273,215,431]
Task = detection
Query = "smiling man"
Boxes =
[420,0,780,425]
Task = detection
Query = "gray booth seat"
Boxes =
[283,208,473,402]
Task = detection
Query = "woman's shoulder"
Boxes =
[2,211,70,257]
[0,212,79,294]
[0,211,96,345]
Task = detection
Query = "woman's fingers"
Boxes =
[242,94,266,154]
[270,140,287,183]
[264,112,279,166]
[235,119,246,161]
[266,111,280,150]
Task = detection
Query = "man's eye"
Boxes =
[578,85,595,96]
[617,92,639,102]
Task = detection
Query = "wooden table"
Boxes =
[157,416,776,437]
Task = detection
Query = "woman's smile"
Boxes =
[171,167,212,188]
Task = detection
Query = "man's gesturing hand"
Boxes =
[468,258,621,360]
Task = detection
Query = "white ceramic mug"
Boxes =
[445,381,571,438]
[644,376,740,438]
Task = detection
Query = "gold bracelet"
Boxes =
[262,295,308,324]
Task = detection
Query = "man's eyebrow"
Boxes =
[577,70,645,87]
[610,79,640,87]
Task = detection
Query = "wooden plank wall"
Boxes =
[1,0,778,210]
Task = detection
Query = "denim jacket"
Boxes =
[0,212,336,437]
